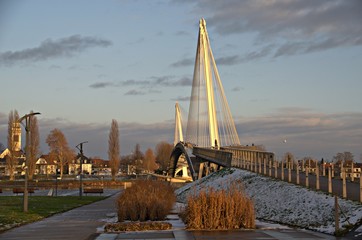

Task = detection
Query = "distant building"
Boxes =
[68,154,92,175]
[0,149,25,176]
[35,155,57,175]
[91,158,110,175]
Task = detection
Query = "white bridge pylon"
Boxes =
[183,18,240,148]
[174,102,184,146]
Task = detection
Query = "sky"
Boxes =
[0,0,361,161]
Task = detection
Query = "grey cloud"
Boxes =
[89,82,115,89]
[170,58,194,67]
[231,87,243,92]
[171,96,190,102]
[1,109,361,160]
[175,31,190,36]
[215,55,240,65]
[122,79,150,86]
[176,0,362,58]
[235,109,362,159]
[124,90,145,96]
[0,35,112,66]
[175,77,192,86]
[90,76,191,91]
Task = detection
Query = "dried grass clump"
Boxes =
[117,180,176,222]
[181,183,255,230]
[104,221,172,232]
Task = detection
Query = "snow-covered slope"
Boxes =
[175,168,362,235]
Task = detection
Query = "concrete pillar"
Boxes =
[274,161,278,178]
[259,153,262,174]
[264,157,267,175]
[269,159,272,177]
[351,162,354,182]
[281,160,284,181]
[198,163,204,180]
[316,162,320,190]
[296,163,300,185]
[328,166,332,194]
[342,168,347,198]
[302,159,305,172]
[322,163,326,177]
[332,164,335,178]
[288,161,291,183]
[306,166,309,188]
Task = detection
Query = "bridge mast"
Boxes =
[199,18,220,148]
[174,102,184,146]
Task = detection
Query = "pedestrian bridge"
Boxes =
[169,19,275,181]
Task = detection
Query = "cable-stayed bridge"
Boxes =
[170,19,274,181]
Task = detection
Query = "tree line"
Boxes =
[2,110,174,181]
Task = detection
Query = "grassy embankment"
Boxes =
[0,196,106,232]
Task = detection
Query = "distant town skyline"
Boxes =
[1,0,361,161]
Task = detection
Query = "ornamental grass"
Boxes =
[117,180,176,222]
[181,183,255,230]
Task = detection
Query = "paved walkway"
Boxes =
[0,190,120,240]
[0,191,357,240]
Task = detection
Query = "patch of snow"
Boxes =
[175,168,362,235]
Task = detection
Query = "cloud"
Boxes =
[89,82,115,89]
[171,96,190,102]
[170,58,194,67]
[231,86,243,92]
[234,108,362,160]
[175,0,362,59]
[0,35,112,66]
[151,76,192,87]
[90,76,192,91]
[124,90,145,96]
[1,109,361,161]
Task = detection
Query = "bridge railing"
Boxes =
[193,147,232,167]
[223,146,362,203]
[223,146,275,175]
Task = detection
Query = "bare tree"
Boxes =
[28,112,40,180]
[143,148,158,173]
[333,152,354,166]
[46,128,74,178]
[131,143,144,174]
[108,119,120,181]
[7,110,20,180]
[155,141,173,173]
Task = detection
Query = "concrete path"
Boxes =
[0,190,120,240]
[0,190,356,240]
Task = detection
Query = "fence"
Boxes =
[225,147,362,203]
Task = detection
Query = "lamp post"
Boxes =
[76,141,88,198]
[19,112,41,213]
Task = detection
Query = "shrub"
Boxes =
[117,180,176,222]
[181,183,255,230]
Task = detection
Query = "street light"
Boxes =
[76,141,88,198]
[19,112,41,213]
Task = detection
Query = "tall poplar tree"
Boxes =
[28,112,40,180]
[108,119,120,181]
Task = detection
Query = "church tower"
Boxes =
[12,122,21,151]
